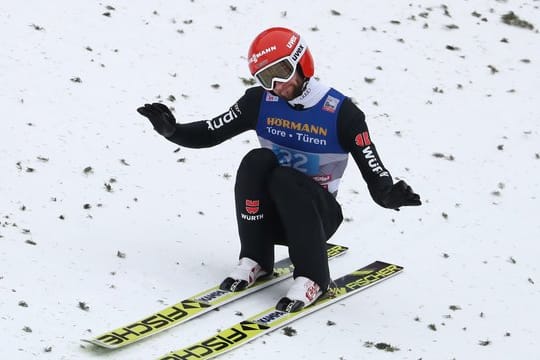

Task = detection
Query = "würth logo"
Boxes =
[355,131,372,147]
[245,200,260,214]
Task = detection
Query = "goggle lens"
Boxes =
[255,59,295,90]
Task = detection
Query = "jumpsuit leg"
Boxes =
[234,148,283,273]
[267,166,343,289]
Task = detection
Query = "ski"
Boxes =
[157,261,403,360]
[83,243,348,349]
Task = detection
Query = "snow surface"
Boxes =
[1,1,539,359]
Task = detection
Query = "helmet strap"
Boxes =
[297,66,310,90]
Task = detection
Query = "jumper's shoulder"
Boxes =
[243,86,265,101]
[338,97,366,121]
[236,86,265,121]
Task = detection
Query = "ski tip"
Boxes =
[80,338,118,350]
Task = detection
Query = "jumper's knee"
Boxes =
[235,149,278,189]
[238,148,278,172]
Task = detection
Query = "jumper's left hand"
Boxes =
[382,180,421,210]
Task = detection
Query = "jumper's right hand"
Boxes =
[137,103,176,137]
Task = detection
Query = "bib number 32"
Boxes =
[274,147,318,174]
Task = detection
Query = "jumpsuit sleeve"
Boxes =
[337,99,395,207]
[165,87,264,148]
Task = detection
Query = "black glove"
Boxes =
[381,180,421,210]
[137,103,176,137]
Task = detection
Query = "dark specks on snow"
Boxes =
[2,1,539,358]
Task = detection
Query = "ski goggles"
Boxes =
[254,58,297,90]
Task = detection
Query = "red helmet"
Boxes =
[248,27,314,89]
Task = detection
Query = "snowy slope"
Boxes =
[1,1,539,359]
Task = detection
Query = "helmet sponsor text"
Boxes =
[249,46,277,64]
[286,35,298,49]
